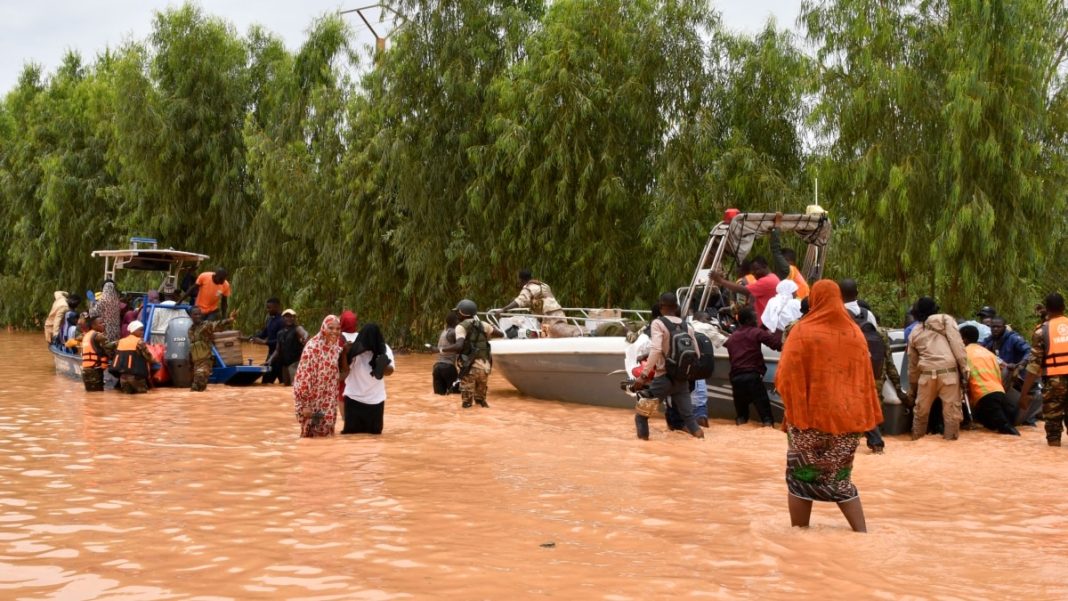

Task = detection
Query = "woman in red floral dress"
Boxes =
[293,315,343,437]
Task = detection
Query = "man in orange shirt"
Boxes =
[182,268,231,320]
[960,325,1019,436]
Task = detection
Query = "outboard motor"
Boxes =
[165,316,193,388]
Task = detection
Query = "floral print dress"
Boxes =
[293,316,342,437]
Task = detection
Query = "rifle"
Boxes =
[455,318,487,381]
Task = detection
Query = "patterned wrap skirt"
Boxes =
[785,425,861,503]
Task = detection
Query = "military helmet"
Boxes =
[455,299,478,317]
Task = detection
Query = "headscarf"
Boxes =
[761,279,802,331]
[774,280,883,434]
[293,315,343,406]
[339,310,358,346]
[93,280,122,341]
[347,323,389,378]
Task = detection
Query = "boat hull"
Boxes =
[491,337,786,420]
[491,337,911,433]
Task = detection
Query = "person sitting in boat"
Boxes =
[45,291,69,344]
[113,321,155,394]
[713,257,781,323]
[770,212,810,300]
[81,316,116,392]
[492,270,577,338]
[181,267,231,321]
[56,295,82,347]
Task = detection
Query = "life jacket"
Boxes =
[459,317,491,362]
[788,265,810,299]
[965,344,1004,403]
[112,335,149,379]
[1042,316,1068,376]
[82,332,109,369]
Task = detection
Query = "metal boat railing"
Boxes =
[481,307,652,337]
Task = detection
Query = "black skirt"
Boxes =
[341,397,384,434]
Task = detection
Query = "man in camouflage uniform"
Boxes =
[188,307,236,392]
[492,269,578,337]
[441,299,502,408]
[1020,293,1068,446]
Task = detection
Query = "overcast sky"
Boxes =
[0,0,802,94]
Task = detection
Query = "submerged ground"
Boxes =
[1,331,1066,600]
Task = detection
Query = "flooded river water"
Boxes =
[1,331,1067,599]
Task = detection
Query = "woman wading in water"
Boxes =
[292,315,343,438]
[775,280,883,532]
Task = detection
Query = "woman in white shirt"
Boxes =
[340,323,395,434]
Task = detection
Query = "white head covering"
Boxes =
[761,279,802,331]
[128,320,145,333]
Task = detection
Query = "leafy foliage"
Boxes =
[1,0,1066,339]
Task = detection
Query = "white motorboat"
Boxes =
[484,209,912,433]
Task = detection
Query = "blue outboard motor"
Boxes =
[165,316,193,388]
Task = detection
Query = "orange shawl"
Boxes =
[775,280,883,434]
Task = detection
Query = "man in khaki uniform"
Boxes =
[907,297,969,440]
[494,269,577,337]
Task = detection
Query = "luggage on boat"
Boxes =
[213,330,244,367]
[165,316,193,388]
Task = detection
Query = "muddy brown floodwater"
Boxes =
[1,331,1068,599]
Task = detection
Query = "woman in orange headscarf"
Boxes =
[775,280,883,532]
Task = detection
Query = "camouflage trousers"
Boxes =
[1043,376,1068,442]
[119,375,149,394]
[460,367,490,407]
[82,368,105,392]
[191,359,213,392]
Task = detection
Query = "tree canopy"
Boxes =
[2,0,1066,340]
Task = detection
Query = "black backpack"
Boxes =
[852,308,886,380]
[660,317,713,381]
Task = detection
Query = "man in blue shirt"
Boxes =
[251,297,285,384]
[983,316,1032,386]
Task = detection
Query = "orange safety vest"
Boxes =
[965,344,1004,404]
[788,265,810,300]
[81,332,108,369]
[1042,316,1068,376]
[114,335,149,379]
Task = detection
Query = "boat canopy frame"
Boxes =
[679,211,832,317]
[91,238,208,295]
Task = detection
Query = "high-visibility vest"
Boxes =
[1043,316,1068,376]
[788,265,810,300]
[113,335,149,379]
[965,343,1004,404]
[82,333,108,369]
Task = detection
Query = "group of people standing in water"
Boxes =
[291,311,396,438]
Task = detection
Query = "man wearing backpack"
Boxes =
[840,280,889,452]
[633,292,705,440]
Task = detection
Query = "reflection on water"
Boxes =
[2,331,1067,599]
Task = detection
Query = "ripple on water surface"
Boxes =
[1,331,1068,599]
